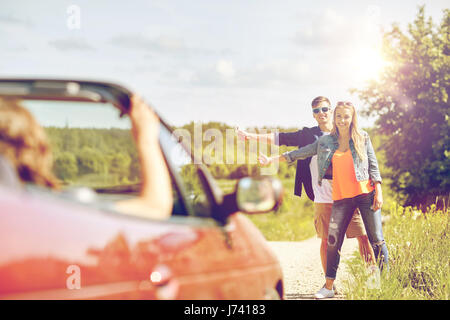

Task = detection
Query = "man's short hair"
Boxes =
[311,96,331,107]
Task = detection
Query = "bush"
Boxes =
[228,164,259,179]
[76,147,106,175]
[208,164,230,179]
[53,152,78,181]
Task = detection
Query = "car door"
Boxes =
[153,124,268,299]
[0,184,207,299]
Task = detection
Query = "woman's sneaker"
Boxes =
[314,285,335,299]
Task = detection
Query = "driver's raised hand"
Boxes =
[128,94,159,141]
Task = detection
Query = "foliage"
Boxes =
[342,204,450,300]
[77,146,106,175]
[353,6,450,207]
[53,151,78,181]
[45,127,139,187]
[176,121,299,180]
[218,178,316,241]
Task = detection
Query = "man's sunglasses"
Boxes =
[312,107,331,114]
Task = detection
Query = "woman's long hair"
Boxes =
[0,98,59,189]
[330,101,367,160]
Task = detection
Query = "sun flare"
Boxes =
[352,47,387,83]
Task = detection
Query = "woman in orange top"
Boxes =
[259,101,389,299]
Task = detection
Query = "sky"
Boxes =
[0,0,448,129]
[23,101,131,129]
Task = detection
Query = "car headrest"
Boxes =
[0,155,21,189]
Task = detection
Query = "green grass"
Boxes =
[218,178,449,299]
[217,178,316,241]
[342,203,450,300]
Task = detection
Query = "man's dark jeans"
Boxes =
[326,191,389,279]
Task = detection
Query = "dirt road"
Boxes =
[268,238,359,300]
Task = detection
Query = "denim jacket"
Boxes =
[282,131,382,186]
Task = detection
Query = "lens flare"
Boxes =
[353,47,387,83]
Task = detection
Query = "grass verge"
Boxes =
[342,203,449,300]
[217,178,316,241]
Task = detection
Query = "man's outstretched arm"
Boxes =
[236,127,306,147]
[236,127,276,144]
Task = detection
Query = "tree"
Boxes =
[128,152,140,182]
[77,147,106,175]
[109,152,131,180]
[54,152,78,181]
[354,7,449,207]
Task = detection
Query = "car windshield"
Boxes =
[1,97,219,218]
[21,100,141,195]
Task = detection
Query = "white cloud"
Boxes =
[108,34,186,54]
[293,7,380,48]
[49,37,95,51]
[255,59,309,83]
[215,59,235,79]
[0,14,33,28]
[175,58,310,89]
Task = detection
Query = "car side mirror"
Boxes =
[236,177,283,214]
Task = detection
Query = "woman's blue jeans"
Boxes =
[326,191,389,279]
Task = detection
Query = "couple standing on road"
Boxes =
[237,96,389,299]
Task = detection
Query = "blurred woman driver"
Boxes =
[0,99,59,189]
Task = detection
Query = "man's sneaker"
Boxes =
[314,286,335,299]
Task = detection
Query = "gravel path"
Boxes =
[268,238,359,300]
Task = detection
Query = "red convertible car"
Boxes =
[0,79,284,299]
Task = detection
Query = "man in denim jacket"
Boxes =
[237,97,373,290]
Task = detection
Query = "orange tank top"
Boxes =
[332,149,374,201]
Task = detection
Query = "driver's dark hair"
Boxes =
[311,96,331,108]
